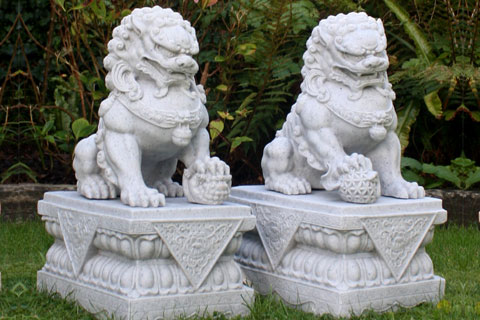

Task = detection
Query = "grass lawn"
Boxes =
[0,221,478,319]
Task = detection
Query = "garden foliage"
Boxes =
[0,0,479,189]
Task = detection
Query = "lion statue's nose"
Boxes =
[176,56,196,69]
[362,56,386,69]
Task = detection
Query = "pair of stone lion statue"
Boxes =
[73,7,424,207]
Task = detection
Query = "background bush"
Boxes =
[0,0,479,188]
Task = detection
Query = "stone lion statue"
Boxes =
[73,6,231,207]
[262,12,424,203]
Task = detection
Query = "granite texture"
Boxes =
[230,185,446,318]
[37,191,255,319]
[261,12,424,203]
[73,6,230,207]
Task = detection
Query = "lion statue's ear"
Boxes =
[106,60,142,101]
[130,10,147,35]
[376,18,388,49]
[316,22,332,47]
[376,18,385,35]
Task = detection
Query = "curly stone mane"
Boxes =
[102,6,199,103]
[300,12,394,103]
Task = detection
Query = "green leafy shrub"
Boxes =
[2,0,477,188]
[0,0,361,184]
[367,0,480,167]
[402,156,480,190]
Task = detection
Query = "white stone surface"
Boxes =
[37,191,255,319]
[73,6,231,207]
[230,185,446,318]
[261,12,424,203]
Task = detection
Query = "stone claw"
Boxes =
[382,180,425,199]
[78,174,117,199]
[265,175,312,195]
[154,181,184,197]
[120,187,165,207]
[338,153,373,175]
[183,158,232,204]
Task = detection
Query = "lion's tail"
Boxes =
[95,118,118,186]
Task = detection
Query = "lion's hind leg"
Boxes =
[262,136,311,195]
[143,158,184,198]
[73,135,117,199]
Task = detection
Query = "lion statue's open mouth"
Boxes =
[262,12,424,203]
[73,6,231,207]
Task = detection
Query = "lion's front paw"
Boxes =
[120,186,166,207]
[183,157,232,204]
[78,174,117,199]
[382,180,425,199]
[265,175,312,195]
[337,153,373,174]
[154,181,184,197]
[337,153,381,204]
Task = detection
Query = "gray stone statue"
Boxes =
[261,12,424,203]
[229,14,446,317]
[38,7,255,319]
[73,6,231,207]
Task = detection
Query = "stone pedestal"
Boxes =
[230,186,446,318]
[37,191,255,319]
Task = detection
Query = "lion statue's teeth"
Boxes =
[261,12,425,203]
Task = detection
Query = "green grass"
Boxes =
[0,221,479,319]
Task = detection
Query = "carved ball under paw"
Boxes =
[338,169,381,204]
[183,158,232,205]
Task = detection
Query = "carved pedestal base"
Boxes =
[230,186,446,318]
[37,191,255,319]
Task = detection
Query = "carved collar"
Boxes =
[117,93,202,129]
[324,99,394,129]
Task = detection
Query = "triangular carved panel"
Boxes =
[58,209,98,277]
[254,204,303,269]
[153,219,241,289]
[362,214,435,281]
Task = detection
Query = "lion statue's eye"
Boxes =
[342,52,364,62]
[154,44,176,58]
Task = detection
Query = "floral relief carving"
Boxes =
[153,220,241,288]
[295,224,374,254]
[362,214,435,280]
[57,209,98,277]
[254,205,303,269]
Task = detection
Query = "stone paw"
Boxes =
[265,175,312,195]
[337,153,373,174]
[120,186,166,207]
[154,181,184,197]
[183,157,232,204]
[78,174,117,199]
[382,180,425,199]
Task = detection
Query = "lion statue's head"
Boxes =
[103,6,200,102]
[301,12,395,101]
